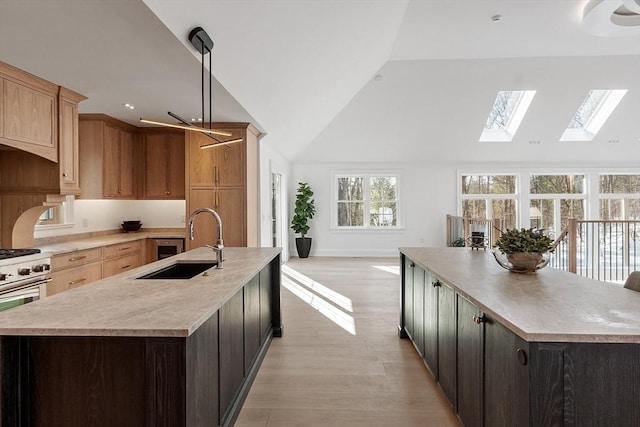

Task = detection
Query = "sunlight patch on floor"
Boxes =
[372,265,400,276]
[281,265,356,335]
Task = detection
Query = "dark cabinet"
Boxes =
[412,265,425,356]
[403,257,414,340]
[437,280,457,406]
[457,296,484,427]
[219,290,245,422]
[259,262,273,340]
[484,317,529,427]
[423,271,439,378]
[244,275,261,372]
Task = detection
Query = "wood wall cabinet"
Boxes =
[0,62,58,161]
[57,87,86,195]
[185,123,260,249]
[140,129,185,199]
[78,114,137,199]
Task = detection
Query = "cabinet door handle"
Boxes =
[68,278,87,286]
[62,173,68,177]
[516,348,528,366]
[69,256,87,262]
[215,191,219,207]
[432,280,441,288]
[409,262,415,268]
[214,166,219,183]
[473,314,485,324]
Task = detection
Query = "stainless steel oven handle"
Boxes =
[0,277,52,295]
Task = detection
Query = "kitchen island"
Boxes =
[400,247,640,427]
[0,247,282,427]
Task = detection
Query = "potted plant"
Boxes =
[291,182,315,258]
[493,227,554,274]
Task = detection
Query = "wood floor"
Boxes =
[235,257,461,427]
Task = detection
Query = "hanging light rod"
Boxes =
[139,26,242,148]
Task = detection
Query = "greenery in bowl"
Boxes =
[494,227,554,254]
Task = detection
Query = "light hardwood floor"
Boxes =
[235,257,461,427]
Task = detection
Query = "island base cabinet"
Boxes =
[219,291,245,424]
[457,296,483,427]
[437,281,457,407]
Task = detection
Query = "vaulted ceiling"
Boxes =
[1,0,638,163]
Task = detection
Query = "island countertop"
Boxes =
[400,247,640,343]
[0,247,281,338]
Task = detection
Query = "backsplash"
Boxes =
[34,200,186,239]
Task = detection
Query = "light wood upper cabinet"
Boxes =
[58,87,86,195]
[188,127,245,188]
[141,130,185,199]
[0,61,59,162]
[79,115,137,199]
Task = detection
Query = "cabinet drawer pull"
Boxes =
[68,256,87,262]
[516,348,528,366]
[68,278,87,286]
[121,264,131,269]
[119,247,131,251]
[432,280,441,288]
[472,314,485,324]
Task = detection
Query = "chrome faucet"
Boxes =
[188,208,224,269]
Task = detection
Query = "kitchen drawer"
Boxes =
[47,261,102,296]
[51,248,103,271]
[103,252,142,277]
[103,240,143,259]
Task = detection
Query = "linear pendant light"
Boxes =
[139,27,242,148]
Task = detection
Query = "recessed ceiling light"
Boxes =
[124,103,135,110]
[491,14,502,22]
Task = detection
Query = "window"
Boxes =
[529,174,585,237]
[335,173,399,229]
[35,196,74,228]
[461,174,517,229]
[560,90,627,141]
[599,174,640,220]
[479,90,536,142]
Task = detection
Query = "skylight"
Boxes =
[560,89,627,142]
[480,90,536,142]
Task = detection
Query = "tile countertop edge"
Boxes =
[399,247,640,344]
[0,247,282,338]
[35,230,186,255]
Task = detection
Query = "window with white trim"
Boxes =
[334,173,400,228]
[529,174,585,238]
[460,174,518,230]
[599,174,640,220]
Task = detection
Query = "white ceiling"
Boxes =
[1,0,638,162]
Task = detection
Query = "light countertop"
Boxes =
[400,247,640,344]
[36,230,186,256]
[0,247,281,338]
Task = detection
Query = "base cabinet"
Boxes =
[400,254,640,427]
[2,256,282,427]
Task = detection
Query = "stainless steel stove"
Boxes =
[0,248,52,312]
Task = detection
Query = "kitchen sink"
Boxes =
[136,262,217,280]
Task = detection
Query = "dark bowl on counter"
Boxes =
[121,221,142,232]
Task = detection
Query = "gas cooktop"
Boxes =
[0,248,42,260]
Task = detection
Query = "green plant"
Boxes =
[451,237,466,247]
[494,227,554,254]
[291,182,315,238]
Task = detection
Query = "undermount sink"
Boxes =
[136,262,217,280]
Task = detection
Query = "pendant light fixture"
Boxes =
[140,27,243,148]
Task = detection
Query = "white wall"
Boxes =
[290,162,457,257]
[34,200,185,239]
[259,139,292,260]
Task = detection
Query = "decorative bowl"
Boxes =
[492,249,550,274]
[121,221,142,232]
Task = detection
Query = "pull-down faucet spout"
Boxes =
[188,208,224,269]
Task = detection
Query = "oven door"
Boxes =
[0,278,51,312]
